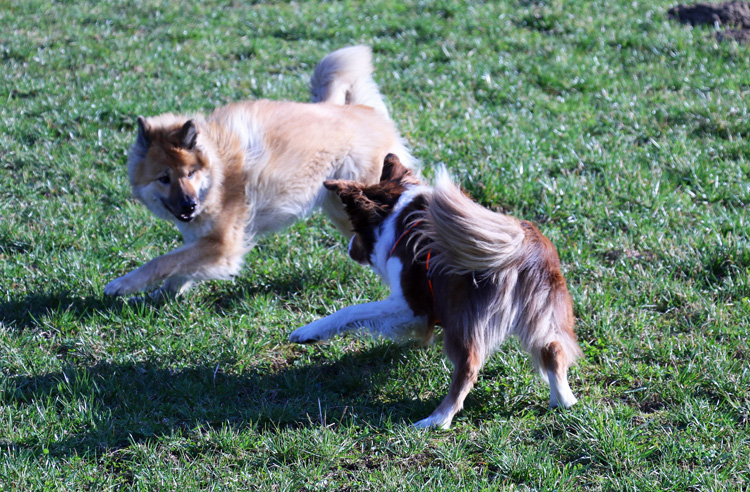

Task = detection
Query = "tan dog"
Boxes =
[105,46,414,298]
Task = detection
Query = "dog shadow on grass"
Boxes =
[4,341,464,457]
[0,290,125,331]
[1,277,536,457]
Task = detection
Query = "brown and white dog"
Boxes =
[105,46,414,298]
[290,155,582,429]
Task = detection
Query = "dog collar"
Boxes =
[390,219,423,256]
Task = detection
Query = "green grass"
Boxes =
[2,0,749,489]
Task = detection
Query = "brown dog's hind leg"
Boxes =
[414,336,482,429]
[541,341,578,409]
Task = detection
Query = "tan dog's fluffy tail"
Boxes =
[416,168,526,277]
[310,45,390,117]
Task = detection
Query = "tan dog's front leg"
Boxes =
[104,237,241,296]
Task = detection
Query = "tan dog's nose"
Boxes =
[179,196,197,214]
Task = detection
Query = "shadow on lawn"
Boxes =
[0,269,317,331]
[0,274,315,331]
[1,285,536,457]
[0,291,122,331]
[3,344,458,457]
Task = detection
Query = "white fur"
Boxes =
[547,369,578,409]
[347,235,358,262]
[310,45,390,117]
[413,411,453,430]
[290,189,435,344]
[370,185,431,280]
[289,258,428,343]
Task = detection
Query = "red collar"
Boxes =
[390,219,423,256]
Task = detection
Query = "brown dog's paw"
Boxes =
[289,324,325,344]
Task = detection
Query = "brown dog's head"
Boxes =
[325,154,420,264]
[127,115,212,223]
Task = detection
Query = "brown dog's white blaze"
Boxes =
[347,235,370,265]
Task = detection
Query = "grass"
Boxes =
[1,0,749,489]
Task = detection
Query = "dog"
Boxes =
[104,46,414,298]
[289,154,582,429]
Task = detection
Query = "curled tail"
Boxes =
[310,46,416,171]
[310,45,390,117]
[415,168,526,277]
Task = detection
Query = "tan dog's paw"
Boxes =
[104,271,148,296]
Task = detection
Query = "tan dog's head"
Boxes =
[325,154,421,264]
[127,115,213,223]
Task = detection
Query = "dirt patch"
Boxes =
[668,1,750,42]
[601,248,656,265]
[716,27,750,41]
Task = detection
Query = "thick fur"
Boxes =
[105,46,414,298]
[290,155,582,429]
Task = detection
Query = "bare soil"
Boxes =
[668,0,750,42]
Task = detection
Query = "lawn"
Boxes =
[1,0,749,490]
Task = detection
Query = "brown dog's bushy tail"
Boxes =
[417,169,582,383]
[310,45,390,118]
[415,168,526,277]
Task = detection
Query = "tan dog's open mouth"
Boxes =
[161,198,196,222]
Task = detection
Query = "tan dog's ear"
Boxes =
[136,116,151,149]
[171,120,198,150]
[379,153,411,182]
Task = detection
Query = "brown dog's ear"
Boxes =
[324,179,381,218]
[324,179,366,202]
[172,119,198,150]
[324,179,346,194]
[379,153,411,182]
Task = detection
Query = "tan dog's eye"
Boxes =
[188,170,195,178]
